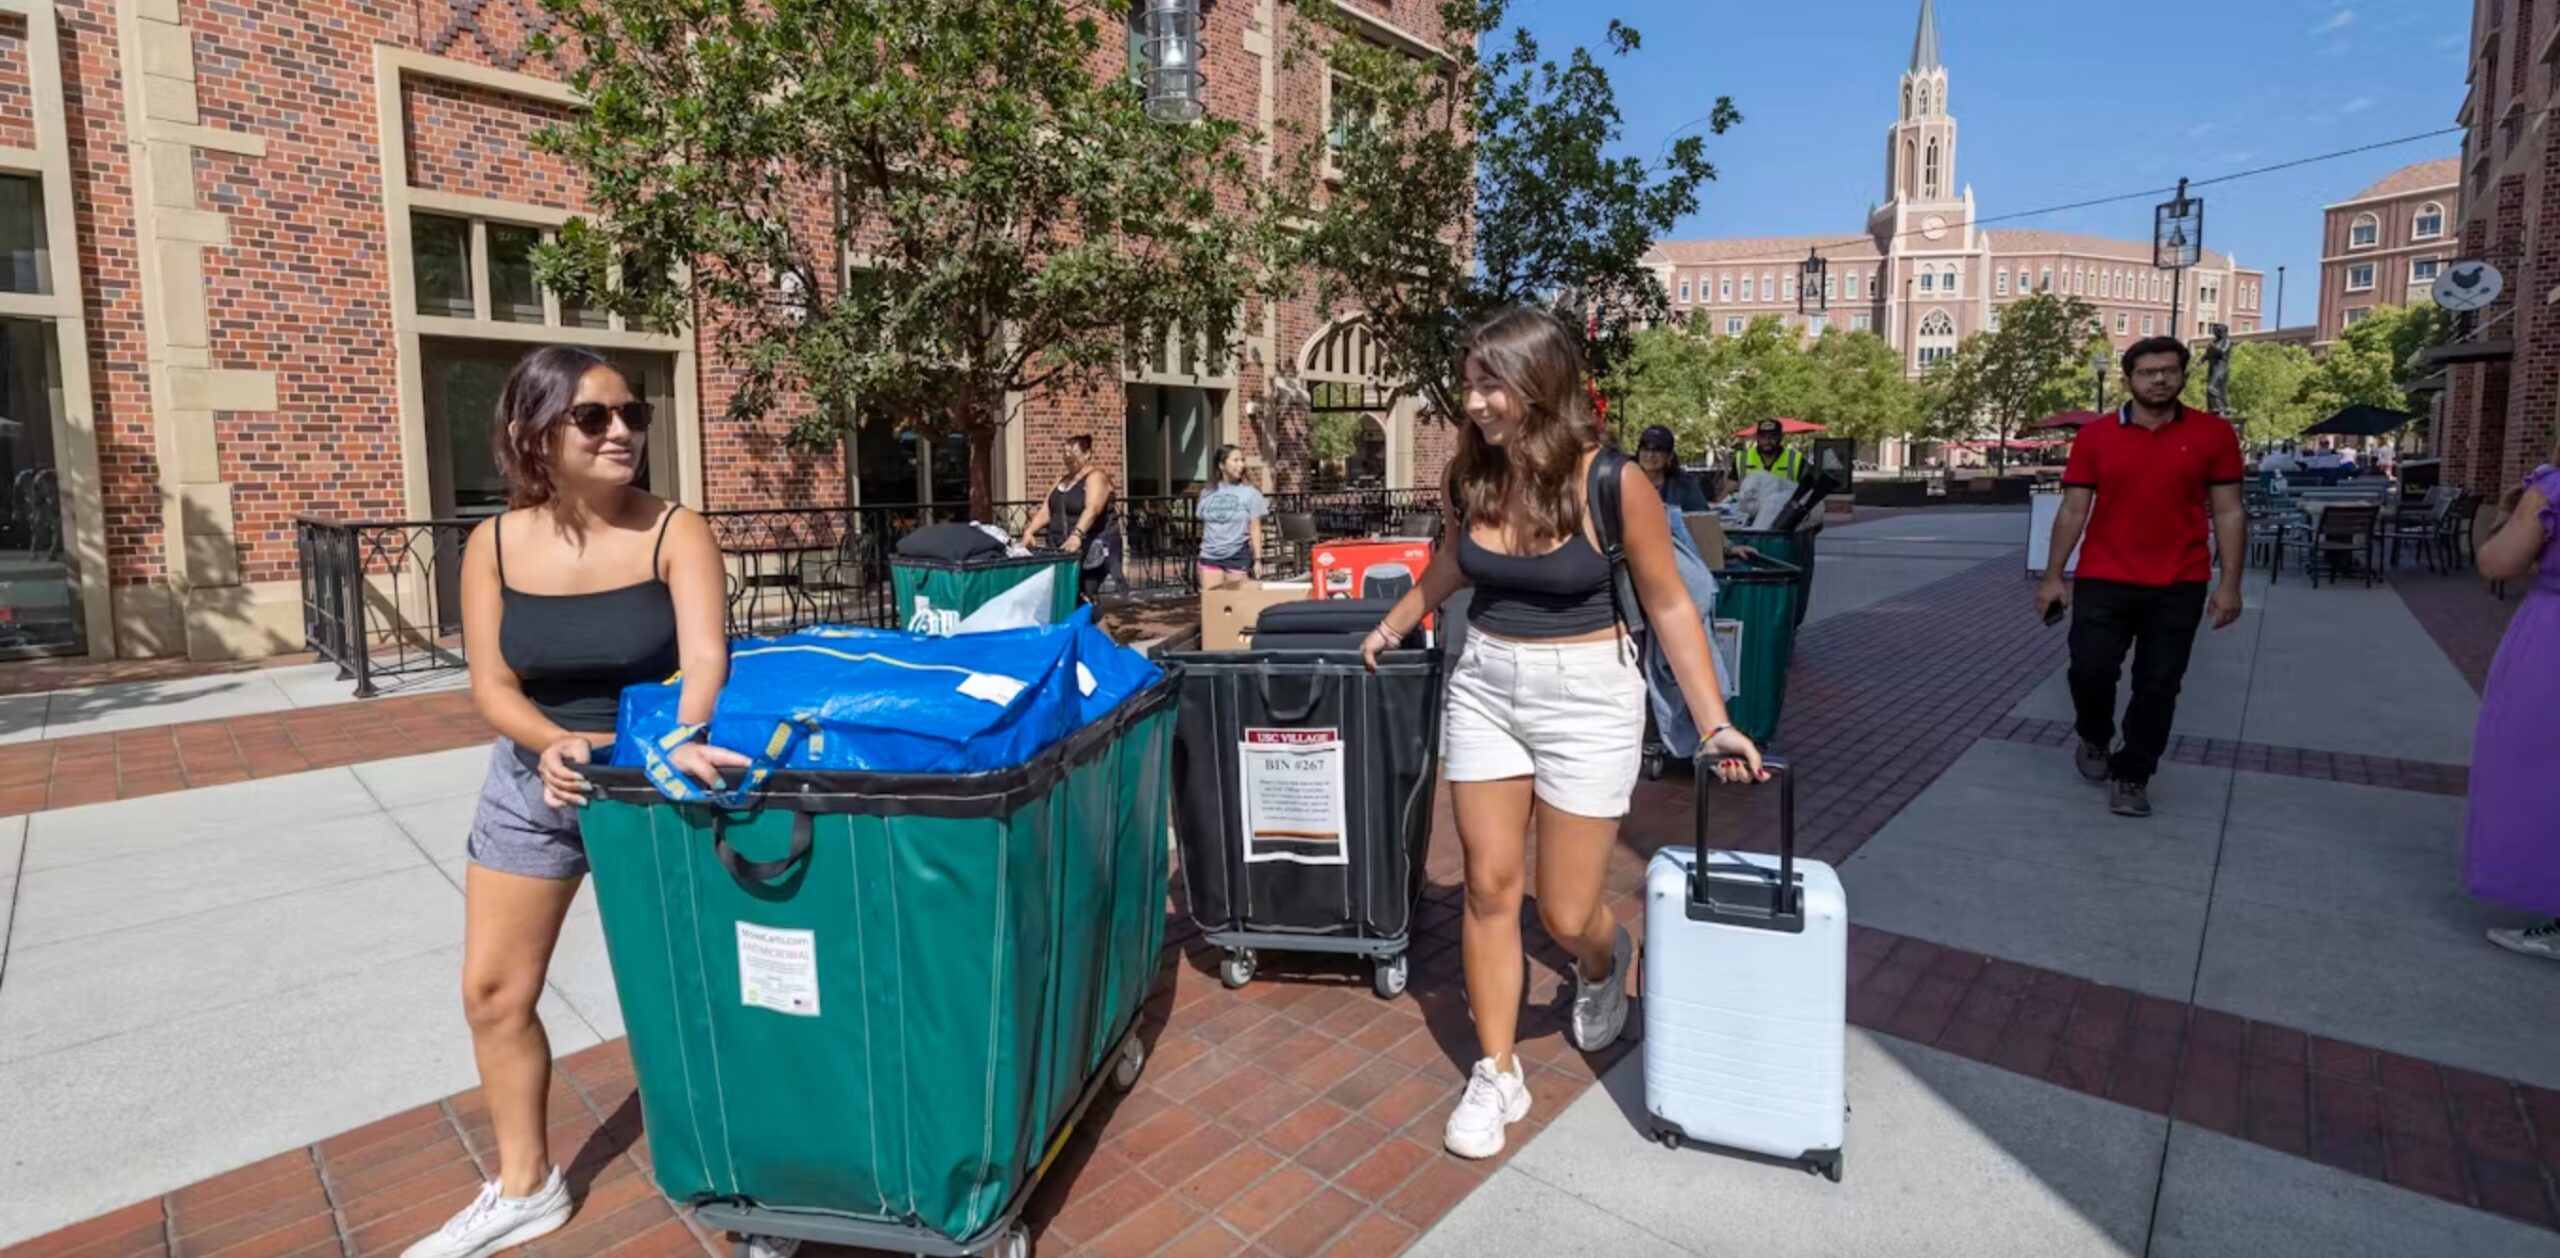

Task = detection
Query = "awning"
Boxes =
[2420,340,2514,366]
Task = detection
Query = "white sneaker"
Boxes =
[401,1166,572,1258]
[2488,919,2560,962]
[1569,925,1633,1052]
[1443,1057,1532,1159]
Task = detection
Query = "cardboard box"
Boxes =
[1202,580,1311,651]
[1683,512,1729,571]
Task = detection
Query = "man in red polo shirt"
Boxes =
[2034,337,2247,818]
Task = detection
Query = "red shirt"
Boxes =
[2062,405,2243,586]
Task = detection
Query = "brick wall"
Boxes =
[402,79,581,209]
[2502,119,2559,487]
[0,15,33,151]
[56,0,158,587]
[190,0,410,583]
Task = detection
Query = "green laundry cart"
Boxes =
[892,552,1082,635]
[1715,554,1805,747]
[1729,523,1819,627]
[578,681,1176,1258]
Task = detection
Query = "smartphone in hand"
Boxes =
[2042,601,2068,627]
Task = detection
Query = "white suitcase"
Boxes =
[1642,756,1849,1180]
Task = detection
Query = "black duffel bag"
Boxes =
[1249,597,1424,651]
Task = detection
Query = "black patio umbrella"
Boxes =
[2303,404,2418,438]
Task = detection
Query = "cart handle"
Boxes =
[713,811,816,888]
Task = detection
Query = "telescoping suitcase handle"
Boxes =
[1689,752,1801,933]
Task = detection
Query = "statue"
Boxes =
[2204,322,2232,416]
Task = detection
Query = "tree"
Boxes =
[2302,303,2452,420]
[1921,293,2099,471]
[1277,0,1730,420]
[2182,341,2320,445]
[530,0,1261,516]
[1606,316,1722,454]
[1801,328,1918,447]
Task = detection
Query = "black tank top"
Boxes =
[1457,528,1617,639]
[1043,473,1117,547]
[496,508,683,736]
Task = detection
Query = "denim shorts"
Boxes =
[467,739,588,880]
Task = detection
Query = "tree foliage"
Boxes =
[1278,0,1730,419]
[2302,303,2451,419]
[1921,293,2103,471]
[529,0,1262,513]
[1604,318,1918,457]
[2181,341,2322,444]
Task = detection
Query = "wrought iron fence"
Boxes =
[297,486,1441,697]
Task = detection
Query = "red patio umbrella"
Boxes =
[2034,410,2108,431]
[1731,417,1827,437]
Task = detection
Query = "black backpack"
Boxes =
[895,522,1006,563]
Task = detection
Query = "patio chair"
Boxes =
[2274,504,2380,588]
[2440,494,2484,575]
[2379,492,2458,573]
[1393,511,1441,540]
[1270,511,1319,577]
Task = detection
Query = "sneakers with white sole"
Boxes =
[1442,1057,1532,1159]
[1568,924,1633,1052]
[401,1166,572,1258]
[2488,919,2560,961]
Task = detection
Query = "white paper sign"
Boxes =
[736,922,821,1017]
[1710,619,1744,700]
[1238,727,1349,865]
[956,671,1028,706]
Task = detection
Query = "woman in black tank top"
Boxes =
[416,347,745,1253]
[1356,309,1767,1162]
[1017,433,1121,599]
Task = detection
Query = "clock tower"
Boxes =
[1873,0,1969,245]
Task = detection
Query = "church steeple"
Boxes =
[1910,0,1941,72]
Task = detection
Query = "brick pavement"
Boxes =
[7,546,2544,1257]
[1986,715,2472,797]
[2395,567,2525,693]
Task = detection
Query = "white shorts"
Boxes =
[1442,631,1647,817]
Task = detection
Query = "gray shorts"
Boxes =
[467,739,588,880]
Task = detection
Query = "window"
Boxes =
[2143,314,2155,336]
[1943,265,1958,297]
[2346,263,2376,291]
[2200,281,2219,307]
[1825,274,1837,301]
[1720,275,1733,302]
[2344,306,2371,326]
[1783,273,1796,301]
[1852,313,1872,331]
[485,224,544,324]
[1919,271,1935,293]
[1326,72,1379,168]
[1807,313,1828,337]
[2115,312,2128,335]
[1726,316,1745,335]
[2413,202,2445,239]
[1846,272,1861,300]
[1916,311,1957,366]
[2411,257,2442,286]
[0,175,49,295]
[1924,140,1941,198]
[2349,212,2379,249]
[1996,268,2009,295]
[411,214,475,318]
[1760,274,1773,302]
[2040,266,2052,291]
[1988,306,2001,331]
[1679,279,1692,303]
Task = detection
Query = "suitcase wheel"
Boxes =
[1111,1037,1147,1091]
[1649,1125,1682,1150]
[1809,1149,1844,1183]
[734,1237,797,1258]
[975,1222,1031,1258]
[1371,952,1409,1000]
[1641,751,1666,781]
[1220,949,1258,989]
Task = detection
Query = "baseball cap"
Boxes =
[1754,418,1785,437]
[1637,424,1677,452]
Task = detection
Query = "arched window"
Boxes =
[1903,140,1916,195]
[1923,140,1941,198]
[2039,266,2052,292]
[1720,274,1732,302]
[1902,83,1913,119]
[1942,264,1959,297]
[1996,268,2009,295]
[2414,202,2445,240]
[1917,311,1957,366]
[1919,270,1935,293]
[1760,273,1774,302]
[2349,212,2380,249]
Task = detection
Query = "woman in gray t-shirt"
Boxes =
[1195,444,1268,588]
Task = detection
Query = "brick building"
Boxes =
[2431,0,2557,504]
[0,0,1451,664]
[1640,0,2267,462]
[2315,157,2461,346]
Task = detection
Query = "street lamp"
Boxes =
[2154,176,2203,340]
[1798,247,1827,315]
[1141,0,1205,124]
[2090,348,2110,413]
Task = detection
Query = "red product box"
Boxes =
[1311,539,1434,628]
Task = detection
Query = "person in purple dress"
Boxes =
[2468,439,2560,960]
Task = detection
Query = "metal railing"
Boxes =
[298,487,1440,697]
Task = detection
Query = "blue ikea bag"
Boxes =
[611,616,1088,805]
[675,606,1158,729]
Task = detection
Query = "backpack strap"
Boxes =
[1587,448,1645,638]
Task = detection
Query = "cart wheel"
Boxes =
[1652,1126,1681,1150]
[1371,952,1409,1000]
[1813,1151,1844,1183]
[735,1236,801,1258]
[979,1222,1031,1258]
[1641,752,1666,781]
[1220,949,1257,989]
[1112,1037,1146,1091]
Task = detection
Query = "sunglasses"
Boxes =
[565,400,654,436]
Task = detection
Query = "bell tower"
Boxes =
[1884,0,1956,208]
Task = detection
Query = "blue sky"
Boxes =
[1510,0,2472,327]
